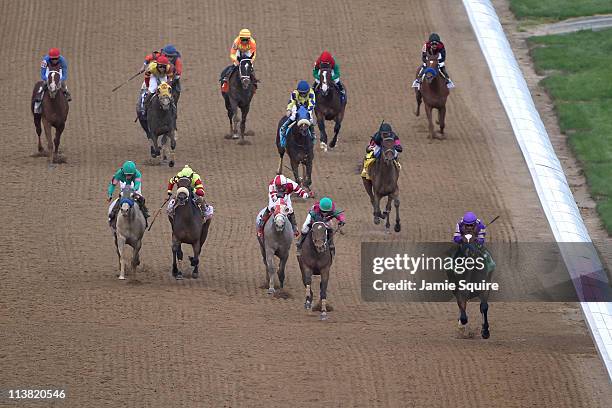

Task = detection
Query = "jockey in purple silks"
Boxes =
[453,211,486,245]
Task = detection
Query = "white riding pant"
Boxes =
[148,74,168,94]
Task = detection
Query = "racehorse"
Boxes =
[113,185,146,280]
[314,64,346,151]
[414,53,449,139]
[298,221,336,320]
[363,137,401,232]
[223,58,256,144]
[276,106,314,190]
[31,70,69,163]
[146,83,176,167]
[448,238,495,339]
[168,177,212,280]
[257,197,293,294]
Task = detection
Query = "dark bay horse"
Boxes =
[276,106,314,190]
[31,70,69,163]
[414,53,449,139]
[447,239,495,339]
[363,137,401,232]
[223,58,256,145]
[168,177,212,280]
[257,197,293,294]
[315,65,346,152]
[146,83,176,167]
[298,221,335,320]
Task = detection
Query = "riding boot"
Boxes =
[288,213,299,237]
[309,124,316,142]
[137,196,150,219]
[61,82,72,102]
[251,71,258,92]
[257,208,271,237]
[440,66,454,88]
[412,65,425,88]
[108,201,120,229]
[296,231,308,256]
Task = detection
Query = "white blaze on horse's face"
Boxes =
[465,233,473,242]
[274,213,286,231]
[48,71,58,96]
[321,70,328,93]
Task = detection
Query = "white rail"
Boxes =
[463,0,612,381]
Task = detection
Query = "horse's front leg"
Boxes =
[373,193,383,225]
[330,113,343,149]
[231,103,240,140]
[393,193,401,233]
[425,105,435,139]
[290,157,302,186]
[190,241,201,279]
[456,294,468,336]
[304,156,313,190]
[42,118,53,163]
[278,254,288,289]
[438,105,446,137]
[131,239,142,270]
[317,117,328,151]
[302,266,313,310]
[276,151,284,175]
[480,299,490,339]
[238,105,251,145]
[384,195,392,232]
[415,90,422,116]
[116,235,127,280]
[52,124,65,163]
[319,266,330,320]
[172,237,183,280]
[265,251,277,294]
[34,114,43,153]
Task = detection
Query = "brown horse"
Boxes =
[414,53,449,139]
[363,137,401,232]
[31,70,69,163]
[298,221,335,320]
[314,65,346,151]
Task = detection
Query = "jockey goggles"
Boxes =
[240,37,250,42]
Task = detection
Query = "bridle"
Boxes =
[239,58,253,88]
[310,221,329,253]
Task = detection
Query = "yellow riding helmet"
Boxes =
[239,28,252,39]
[178,165,194,178]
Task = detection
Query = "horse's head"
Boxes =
[119,185,136,216]
[46,70,61,98]
[273,197,291,232]
[238,58,253,90]
[310,221,329,253]
[423,54,440,83]
[157,82,173,110]
[175,177,192,206]
[319,64,333,95]
[296,106,312,137]
[381,136,396,163]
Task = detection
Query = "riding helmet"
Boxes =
[274,175,287,189]
[379,122,393,133]
[319,197,333,212]
[122,160,137,175]
[239,28,252,39]
[297,80,310,93]
[162,44,178,57]
[48,48,60,58]
[462,211,477,225]
[156,55,170,65]
[178,165,194,178]
[320,51,333,64]
[429,33,441,43]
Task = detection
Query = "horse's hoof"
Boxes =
[191,271,199,279]
[320,312,328,321]
[169,160,175,168]
[118,275,126,280]
[373,217,380,225]
[175,273,184,280]
[481,329,490,339]
[232,134,239,140]
[237,139,251,146]
[267,287,275,295]
[304,301,312,310]
[394,224,401,233]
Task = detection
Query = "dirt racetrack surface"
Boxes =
[1,0,611,406]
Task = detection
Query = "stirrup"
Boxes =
[446,80,455,89]
[411,79,420,89]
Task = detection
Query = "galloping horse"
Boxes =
[414,53,449,139]
[314,64,346,151]
[257,197,293,294]
[298,221,336,320]
[146,82,177,167]
[276,106,314,190]
[363,137,401,232]
[113,185,146,280]
[31,70,69,163]
[447,239,495,339]
[168,177,212,280]
[223,58,256,144]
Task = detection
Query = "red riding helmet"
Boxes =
[273,175,287,190]
[156,55,170,65]
[48,48,61,58]
[320,50,333,64]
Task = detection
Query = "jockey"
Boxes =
[142,45,182,84]
[412,33,454,89]
[296,197,345,256]
[141,54,173,112]
[453,211,486,245]
[312,50,346,103]
[220,28,257,93]
[37,47,72,102]
[107,160,149,227]
[361,122,403,180]
[256,174,309,238]
[167,165,208,216]
[280,80,316,140]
